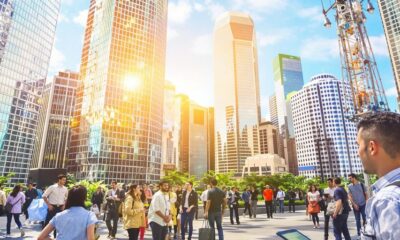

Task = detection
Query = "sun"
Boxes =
[123,74,141,91]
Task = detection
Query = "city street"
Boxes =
[0,210,360,240]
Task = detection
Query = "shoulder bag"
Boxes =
[5,196,22,214]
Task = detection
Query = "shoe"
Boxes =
[20,228,25,237]
[313,226,317,229]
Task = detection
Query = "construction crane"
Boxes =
[320,0,390,194]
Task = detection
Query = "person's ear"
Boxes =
[369,140,379,156]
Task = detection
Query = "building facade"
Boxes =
[242,154,287,177]
[0,0,60,182]
[378,0,400,110]
[291,74,363,179]
[269,94,279,129]
[68,0,168,183]
[214,12,261,175]
[207,107,215,171]
[259,121,279,155]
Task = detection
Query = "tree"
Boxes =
[0,172,14,186]
[162,170,197,186]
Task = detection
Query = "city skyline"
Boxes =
[51,0,398,117]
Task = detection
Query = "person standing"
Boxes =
[43,174,68,238]
[123,184,146,240]
[200,185,211,213]
[105,181,124,239]
[143,184,153,205]
[180,181,198,240]
[0,184,7,216]
[148,180,171,240]
[204,178,226,240]
[169,186,178,240]
[347,173,368,237]
[263,185,274,218]
[332,177,351,240]
[5,184,25,237]
[323,178,336,240]
[241,186,251,218]
[356,112,400,239]
[276,188,285,213]
[91,186,104,217]
[307,185,321,229]
[23,182,38,221]
[249,186,259,218]
[227,186,240,225]
[288,189,296,213]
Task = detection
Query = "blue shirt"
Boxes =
[362,168,400,240]
[333,187,350,215]
[241,191,250,203]
[50,206,98,240]
[348,182,367,206]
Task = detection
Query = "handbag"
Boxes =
[308,201,320,214]
[5,196,22,214]
[199,220,215,240]
[326,200,343,216]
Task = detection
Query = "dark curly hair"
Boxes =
[357,112,400,158]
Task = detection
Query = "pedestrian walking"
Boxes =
[276,188,285,213]
[143,183,153,204]
[356,112,400,239]
[148,180,171,240]
[5,184,25,237]
[347,173,368,237]
[263,185,274,218]
[288,189,296,213]
[104,181,125,239]
[200,185,211,213]
[227,186,240,225]
[241,186,251,218]
[307,185,321,229]
[42,174,68,238]
[169,186,178,240]
[37,185,98,240]
[91,186,104,218]
[180,181,198,240]
[0,184,6,216]
[123,184,146,240]
[323,178,335,240]
[23,182,38,221]
[332,177,351,240]
[273,187,278,213]
[249,185,258,218]
[204,178,226,240]
[139,187,148,240]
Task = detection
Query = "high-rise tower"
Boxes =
[214,12,261,175]
[68,0,168,183]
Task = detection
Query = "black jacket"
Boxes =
[181,190,198,210]
[227,191,241,205]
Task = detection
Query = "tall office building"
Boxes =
[68,0,168,183]
[269,94,279,129]
[214,12,261,175]
[207,107,215,171]
[291,74,363,179]
[30,71,78,185]
[378,0,400,109]
[259,121,279,155]
[0,1,60,182]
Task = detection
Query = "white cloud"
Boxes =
[258,29,293,47]
[192,34,212,56]
[58,13,69,23]
[232,0,288,13]
[300,37,339,61]
[298,6,324,22]
[203,0,226,20]
[167,26,179,41]
[194,2,205,12]
[168,0,193,24]
[386,86,398,97]
[73,9,88,27]
[370,35,389,57]
[48,40,66,77]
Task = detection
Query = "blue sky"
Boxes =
[51,0,398,119]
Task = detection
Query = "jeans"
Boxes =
[279,200,284,213]
[250,200,258,218]
[105,210,119,237]
[229,204,240,224]
[243,202,251,217]
[333,214,351,240]
[208,211,223,240]
[6,213,22,234]
[127,228,140,240]
[44,205,63,237]
[150,222,168,240]
[353,204,366,236]
[311,213,319,225]
[288,200,295,212]
[273,200,277,213]
[324,212,331,240]
[265,201,273,218]
[181,207,195,240]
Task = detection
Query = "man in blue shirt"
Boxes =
[356,112,400,240]
[332,177,351,240]
[348,173,368,237]
[241,186,251,218]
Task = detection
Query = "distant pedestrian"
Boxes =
[169,186,178,240]
[24,182,38,221]
[123,184,146,240]
[105,181,125,239]
[5,184,25,237]
[204,178,226,240]
[0,184,6,216]
[307,185,321,229]
[143,184,153,204]
[200,185,211,213]
[347,173,368,237]
[356,112,400,239]
[263,185,274,218]
[180,181,198,240]
[37,185,97,240]
[332,178,351,240]
[42,174,68,238]
[323,178,336,240]
[148,180,171,240]
[288,189,296,213]
[273,187,278,213]
[276,188,285,213]
[249,186,259,218]
[241,186,251,218]
[227,186,240,225]
[91,186,104,215]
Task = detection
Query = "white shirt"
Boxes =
[148,191,171,226]
[200,190,208,202]
[43,184,68,205]
[184,190,191,208]
[324,187,336,199]
[276,191,285,200]
[308,191,320,202]
[0,190,6,206]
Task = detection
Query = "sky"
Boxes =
[50,0,398,119]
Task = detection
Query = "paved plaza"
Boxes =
[0,210,361,240]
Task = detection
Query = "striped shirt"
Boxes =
[362,167,400,240]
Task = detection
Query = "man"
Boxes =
[204,178,226,240]
[332,177,351,240]
[249,185,258,218]
[227,186,240,225]
[263,185,274,218]
[241,186,251,218]
[104,181,124,239]
[180,181,198,240]
[200,185,211,212]
[287,189,296,213]
[276,188,285,213]
[323,178,336,240]
[0,184,6,216]
[24,182,38,221]
[148,180,172,240]
[91,186,104,218]
[348,173,368,237]
[356,112,400,239]
[43,174,68,238]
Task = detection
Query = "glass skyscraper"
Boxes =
[214,12,261,175]
[68,0,168,183]
[0,0,60,182]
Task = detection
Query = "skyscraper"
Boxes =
[259,121,279,155]
[68,0,168,183]
[214,12,261,175]
[269,94,279,129]
[377,0,400,109]
[0,0,61,182]
[291,74,363,179]
[207,107,215,171]
[189,102,208,179]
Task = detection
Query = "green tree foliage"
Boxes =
[162,170,197,186]
[0,172,15,186]
[68,180,107,208]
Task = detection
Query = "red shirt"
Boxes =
[263,189,273,201]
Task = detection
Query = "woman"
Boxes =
[250,185,259,218]
[37,185,98,240]
[139,187,147,240]
[307,185,321,228]
[6,184,25,237]
[91,186,104,218]
[169,186,178,239]
[123,184,146,240]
